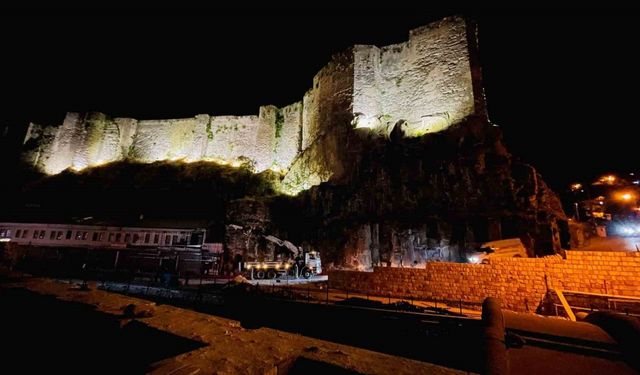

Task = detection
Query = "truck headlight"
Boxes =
[468,255,480,264]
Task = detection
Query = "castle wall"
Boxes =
[23,17,480,196]
[301,50,355,151]
[352,17,476,136]
[272,102,303,170]
[203,113,266,168]
[24,105,300,175]
[132,116,206,163]
[281,50,355,194]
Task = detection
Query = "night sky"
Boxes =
[1,8,638,190]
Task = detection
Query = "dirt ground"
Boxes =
[0,271,464,375]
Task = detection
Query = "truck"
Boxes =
[466,238,527,264]
[243,248,322,280]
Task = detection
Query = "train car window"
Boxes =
[190,231,204,246]
[39,231,45,239]
[109,233,115,242]
[164,235,171,245]
[50,231,56,240]
[0,229,6,237]
[33,230,39,239]
[133,234,139,243]
[154,234,159,244]
[56,231,63,240]
[172,235,178,245]
[75,231,82,240]
[98,232,104,241]
[92,232,99,241]
[125,233,131,243]
[16,229,22,238]
[66,230,72,240]
[82,232,88,240]
[22,230,28,238]
[144,233,150,243]
[115,233,121,242]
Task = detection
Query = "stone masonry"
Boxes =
[22,17,479,196]
[328,251,640,312]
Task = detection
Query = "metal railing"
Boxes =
[550,289,640,318]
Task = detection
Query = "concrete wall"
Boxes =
[329,251,640,312]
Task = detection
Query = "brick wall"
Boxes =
[328,251,640,312]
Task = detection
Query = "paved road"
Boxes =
[577,235,640,252]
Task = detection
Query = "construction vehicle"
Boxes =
[242,235,322,279]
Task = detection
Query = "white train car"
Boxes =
[0,222,206,250]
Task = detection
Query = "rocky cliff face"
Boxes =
[270,115,568,269]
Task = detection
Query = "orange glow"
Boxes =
[598,175,617,184]
[614,191,636,202]
[594,175,618,186]
[571,183,582,191]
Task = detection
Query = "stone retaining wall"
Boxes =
[328,251,640,312]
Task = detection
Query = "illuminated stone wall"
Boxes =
[22,17,480,195]
[283,16,479,194]
[23,113,137,175]
[329,251,640,312]
[352,17,476,136]
[23,105,302,175]
[273,102,303,170]
[281,50,355,194]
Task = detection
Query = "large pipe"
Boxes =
[585,311,640,371]
[481,297,508,375]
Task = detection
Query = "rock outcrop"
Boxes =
[271,116,568,269]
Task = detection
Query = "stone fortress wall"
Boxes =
[352,18,475,136]
[22,17,480,195]
[23,105,303,176]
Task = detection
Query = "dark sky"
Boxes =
[1,8,638,190]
